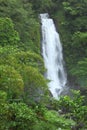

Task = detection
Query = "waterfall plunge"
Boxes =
[40,13,67,98]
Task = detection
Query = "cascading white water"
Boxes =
[40,13,67,98]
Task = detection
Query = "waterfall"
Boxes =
[40,13,67,98]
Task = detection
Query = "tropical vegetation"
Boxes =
[0,0,87,129]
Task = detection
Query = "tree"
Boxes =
[20,66,49,105]
[0,0,41,53]
[0,90,8,130]
[29,0,55,13]
[0,17,20,46]
[14,51,45,74]
[0,65,24,99]
[58,90,87,129]
[70,58,87,94]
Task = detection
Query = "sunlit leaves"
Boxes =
[58,90,87,129]
[7,102,37,130]
[14,51,45,73]
[0,45,47,103]
[0,65,24,99]
[44,110,75,129]
[0,17,20,46]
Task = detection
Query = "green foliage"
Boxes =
[32,105,75,130]
[0,0,41,53]
[0,90,8,130]
[0,46,45,73]
[0,65,24,99]
[0,45,48,105]
[7,102,37,130]
[70,58,87,91]
[0,17,20,46]
[44,110,75,129]
[0,46,19,68]
[53,0,87,92]
[20,66,49,105]
[0,101,75,130]
[48,90,87,129]
[29,0,55,13]
[14,51,45,74]
[0,102,37,130]
[58,90,87,129]
[0,90,7,101]
[62,1,87,16]
[0,0,87,130]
